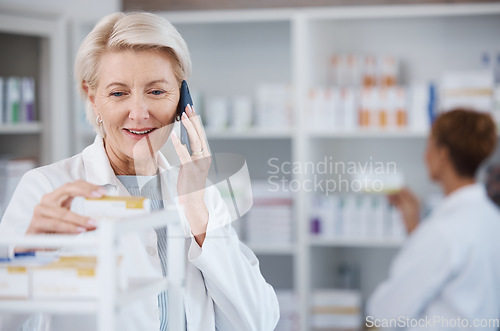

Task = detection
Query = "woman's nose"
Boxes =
[128,94,149,120]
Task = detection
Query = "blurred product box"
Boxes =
[204,96,229,130]
[5,76,20,124]
[0,254,126,300]
[71,196,151,219]
[0,266,29,299]
[0,76,36,125]
[0,157,36,217]
[440,70,494,112]
[275,289,300,331]
[255,83,293,129]
[311,289,362,331]
[31,256,98,299]
[328,54,398,89]
[310,194,405,240]
[0,252,57,299]
[231,96,253,130]
[21,77,36,122]
[245,180,293,245]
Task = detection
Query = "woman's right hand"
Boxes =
[26,180,106,234]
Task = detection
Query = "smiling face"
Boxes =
[85,49,180,174]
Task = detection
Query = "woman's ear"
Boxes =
[82,81,97,113]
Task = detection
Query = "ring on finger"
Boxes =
[191,148,204,156]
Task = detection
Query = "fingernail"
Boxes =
[191,105,196,113]
[182,112,187,119]
[87,219,97,227]
[77,227,86,233]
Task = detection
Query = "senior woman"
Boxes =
[0,12,279,331]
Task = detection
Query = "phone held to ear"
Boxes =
[178,80,193,154]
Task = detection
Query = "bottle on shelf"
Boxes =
[0,76,36,126]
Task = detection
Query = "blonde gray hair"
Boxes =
[74,12,191,137]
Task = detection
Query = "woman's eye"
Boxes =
[151,90,164,96]
[110,92,124,97]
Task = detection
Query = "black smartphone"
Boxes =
[177,80,193,154]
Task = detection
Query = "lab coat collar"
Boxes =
[81,135,173,193]
[431,183,486,220]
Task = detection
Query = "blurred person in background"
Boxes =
[367,109,500,330]
[485,163,500,208]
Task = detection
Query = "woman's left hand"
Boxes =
[388,188,420,234]
[171,104,211,246]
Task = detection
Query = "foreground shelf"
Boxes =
[0,300,98,314]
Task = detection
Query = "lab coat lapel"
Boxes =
[81,135,130,196]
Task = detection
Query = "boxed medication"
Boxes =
[31,256,98,299]
[0,266,29,299]
[0,252,57,299]
[72,195,151,219]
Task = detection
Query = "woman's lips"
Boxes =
[123,128,157,139]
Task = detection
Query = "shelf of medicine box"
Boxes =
[0,206,186,330]
[246,243,297,255]
[309,237,404,248]
[0,206,181,247]
[205,127,294,139]
[307,128,428,139]
[0,278,168,314]
[0,122,42,135]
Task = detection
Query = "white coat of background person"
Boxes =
[0,12,279,331]
[367,109,500,331]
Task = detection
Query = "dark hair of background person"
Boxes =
[431,108,497,178]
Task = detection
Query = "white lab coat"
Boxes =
[367,184,500,331]
[0,136,280,331]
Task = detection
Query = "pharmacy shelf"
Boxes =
[205,128,294,139]
[0,279,169,314]
[307,129,428,139]
[247,243,296,255]
[0,235,98,248]
[68,4,500,331]
[0,122,42,135]
[309,237,405,248]
[0,13,69,164]
[0,209,186,331]
[0,300,98,314]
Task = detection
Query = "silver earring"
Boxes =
[95,114,103,125]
